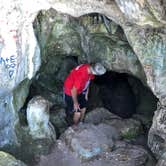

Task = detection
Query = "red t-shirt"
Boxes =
[64,64,95,96]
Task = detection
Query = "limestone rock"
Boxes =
[148,102,166,159]
[0,151,27,166]
[106,118,142,139]
[85,107,142,139]
[147,0,166,24]
[60,123,119,161]
[49,107,68,136]
[124,25,166,99]
[37,139,152,166]
[156,152,166,166]
[88,33,145,79]
[27,96,56,140]
[103,141,149,166]
[115,0,162,26]
[85,107,121,125]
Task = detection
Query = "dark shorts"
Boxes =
[64,93,87,113]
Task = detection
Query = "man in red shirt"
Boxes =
[64,63,106,125]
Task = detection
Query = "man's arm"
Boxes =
[71,86,80,111]
[85,87,89,101]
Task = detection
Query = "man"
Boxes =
[64,63,106,125]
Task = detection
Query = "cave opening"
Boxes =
[88,71,158,129]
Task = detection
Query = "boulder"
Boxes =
[49,107,68,136]
[0,151,27,166]
[100,141,149,166]
[85,107,142,139]
[26,96,56,140]
[85,107,121,124]
[60,123,119,161]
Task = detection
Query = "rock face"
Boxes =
[148,102,166,159]
[156,152,166,166]
[0,0,165,163]
[27,96,56,140]
[0,151,27,166]
[0,79,30,148]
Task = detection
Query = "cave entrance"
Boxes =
[88,71,158,128]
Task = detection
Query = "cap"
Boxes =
[91,63,106,75]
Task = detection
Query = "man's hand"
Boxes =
[74,102,80,111]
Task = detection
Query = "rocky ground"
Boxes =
[35,108,156,166]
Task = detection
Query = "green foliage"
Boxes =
[121,129,140,140]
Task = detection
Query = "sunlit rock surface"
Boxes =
[115,0,162,26]
[27,96,56,140]
[0,151,27,166]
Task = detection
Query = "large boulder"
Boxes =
[0,151,27,166]
[26,96,56,140]
[85,107,142,139]
[85,107,121,125]
[60,123,119,161]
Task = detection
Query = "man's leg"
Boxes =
[78,93,87,123]
[73,111,81,125]
[65,94,76,126]
[80,108,86,122]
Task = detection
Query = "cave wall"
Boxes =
[0,0,165,162]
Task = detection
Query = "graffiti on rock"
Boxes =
[0,55,16,78]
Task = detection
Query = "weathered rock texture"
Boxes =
[85,107,143,138]
[0,151,27,166]
[27,96,56,140]
[37,124,153,166]
[0,0,165,163]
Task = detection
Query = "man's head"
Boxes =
[90,63,106,75]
